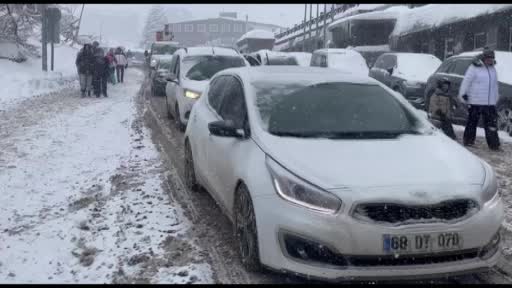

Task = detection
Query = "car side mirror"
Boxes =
[166,73,178,83]
[387,67,394,75]
[208,120,245,138]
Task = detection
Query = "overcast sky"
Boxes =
[79,4,309,49]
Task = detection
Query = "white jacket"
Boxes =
[114,54,128,66]
[458,60,499,106]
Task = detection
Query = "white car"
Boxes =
[164,47,247,131]
[311,48,369,77]
[251,49,299,66]
[184,66,503,281]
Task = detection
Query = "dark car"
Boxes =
[424,51,512,135]
[151,58,173,96]
[369,52,442,108]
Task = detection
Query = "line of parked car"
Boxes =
[146,41,504,281]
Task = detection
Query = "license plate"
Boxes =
[383,232,463,254]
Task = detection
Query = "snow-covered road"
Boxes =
[0,69,213,283]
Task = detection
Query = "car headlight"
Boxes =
[403,80,422,88]
[150,59,157,67]
[184,89,201,99]
[266,156,342,214]
[482,161,499,203]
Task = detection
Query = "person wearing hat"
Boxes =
[458,47,500,151]
[75,42,94,97]
[428,77,457,140]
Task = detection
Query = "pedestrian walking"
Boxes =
[459,47,500,151]
[75,42,94,97]
[106,48,117,85]
[428,78,457,140]
[114,47,128,83]
[92,48,110,98]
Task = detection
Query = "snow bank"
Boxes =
[0,43,79,110]
[395,53,442,83]
[392,4,512,36]
[237,29,275,44]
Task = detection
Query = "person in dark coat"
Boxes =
[76,43,94,97]
[91,48,110,98]
[458,47,500,151]
[428,77,457,140]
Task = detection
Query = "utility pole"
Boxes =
[302,4,307,52]
[41,4,48,71]
[315,4,319,50]
[308,4,312,52]
[323,4,327,49]
[75,4,85,44]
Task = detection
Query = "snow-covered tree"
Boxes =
[140,5,169,49]
[59,4,81,44]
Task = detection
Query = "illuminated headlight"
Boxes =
[481,161,499,203]
[403,80,422,88]
[184,89,201,99]
[150,59,157,67]
[266,156,342,214]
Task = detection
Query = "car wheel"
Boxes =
[184,141,200,192]
[175,104,186,132]
[234,183,261,272]
[165,97,173,120]
[497,105,512,135]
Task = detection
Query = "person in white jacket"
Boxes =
[458,48,500,151]
[114,47,128,83]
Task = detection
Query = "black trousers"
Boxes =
[116,66,125,83]
[92,75,108,97]
[463,105,500,149]
[438,112,457,140]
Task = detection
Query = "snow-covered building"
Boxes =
[389,4,512,60]
[236,29,275,53]
[165,13,283,48]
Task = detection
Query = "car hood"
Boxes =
[256,132,486,190]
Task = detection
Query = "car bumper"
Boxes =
[252,191,503,281]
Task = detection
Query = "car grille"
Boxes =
[346,249,479,267]
[353,199,479,225]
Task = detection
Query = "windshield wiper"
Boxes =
[270,130,422,139]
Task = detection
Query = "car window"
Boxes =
[320,55,327,67]
[208,76,229,114]
[452,58,473,76]
[182,56,246,81]
[373,55,386,69]
[245,55,260,66]
[252,81,423,138]
[311,54,322,67]
[382,55,396,69]
[174,56,180,78]
[218,76,247,125]
[436,59,454,73]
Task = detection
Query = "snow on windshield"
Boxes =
[396,54,442,82]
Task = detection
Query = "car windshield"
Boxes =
[152,44,178,55]
[328,53,369,74]
[252,81,423,139]
[183,55,245,81]
[266,56,298,66]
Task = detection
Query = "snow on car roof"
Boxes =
[179,46,240,57]
[222,66,378,85]
[314,48,362,55]
[236,29,275,44]
[328,5,408,31]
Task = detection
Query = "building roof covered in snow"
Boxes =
[328,5,408,31]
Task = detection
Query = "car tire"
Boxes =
[165,97,173,120]
[234,183,261,272]
[184,140,200,192]
[175,104,186,132]
[497,102,512,136]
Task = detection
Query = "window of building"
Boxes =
[233,23,243,33]
[444,38,454,60]
[173,24,181,33]
[222,23,231,33]
[209,24,218,33]
[452,58,473,76]
[474,32,486,49]
[197,24,206,33]
[184,24,194,32]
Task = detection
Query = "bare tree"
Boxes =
[140,5,169,49]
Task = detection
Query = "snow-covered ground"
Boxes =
[453,125,512,143]
[0,43,80,110]
[0,68,213,283]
